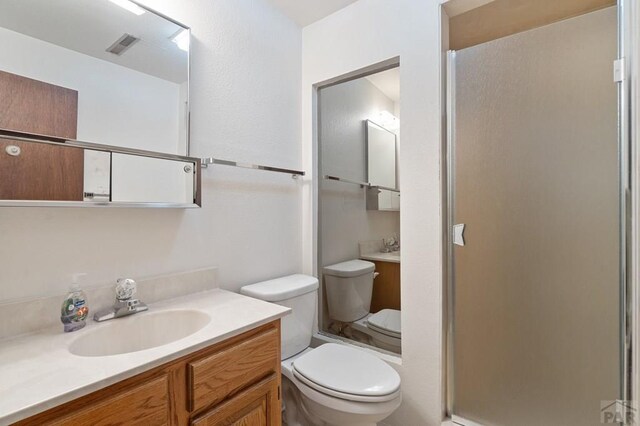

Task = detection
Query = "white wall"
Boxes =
[2,1,445,424]
[302,1,444,424]
[319,77,400,268]
[0,0,303,303]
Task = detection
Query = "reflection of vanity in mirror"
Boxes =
[0,0,199,207]
[318,65,401,354]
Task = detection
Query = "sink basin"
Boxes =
[69,309,211,357]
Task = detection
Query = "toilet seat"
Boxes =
[366,309,401,339]
[350,313,401,353]
[291,343,400,403]
[281,345,402,426]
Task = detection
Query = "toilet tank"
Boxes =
[240,274,319,360]
[323,259,375,322]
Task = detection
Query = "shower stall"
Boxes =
[446,4,629,426]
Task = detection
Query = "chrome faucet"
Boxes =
[93,278,148,322]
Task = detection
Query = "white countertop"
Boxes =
[360,251,401,264]
[0,289,290,425]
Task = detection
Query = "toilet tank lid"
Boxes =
[240,274,319,302]
[323,259,375,277]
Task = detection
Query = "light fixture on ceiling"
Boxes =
[171,28,190,52]
[109,0,146,16]
[375,111,400,131]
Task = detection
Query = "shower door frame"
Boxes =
[443,0,638,422]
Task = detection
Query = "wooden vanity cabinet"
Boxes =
[190,374,279,426]
[369,260,401,313]
[15,321,282,426]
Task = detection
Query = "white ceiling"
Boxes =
[366,67,400,103]
[267,0,359,27]
[0,0,188,83]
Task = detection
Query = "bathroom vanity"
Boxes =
[16,322,281,425]
[358,249,400,313]
[367,260,400,313]
[0,289,289,425]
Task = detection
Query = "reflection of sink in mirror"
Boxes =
[69,309,210,357]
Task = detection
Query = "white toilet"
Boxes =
[323,260,402,353]
[241,274,401,426]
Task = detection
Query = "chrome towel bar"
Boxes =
[201,157,305,178]
[323,175,400,193]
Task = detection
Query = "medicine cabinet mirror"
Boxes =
[365,119,399,211]
[0,0,199,207]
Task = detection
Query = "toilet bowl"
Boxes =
[281,345,401,426]
[323,260,402,352]
[351,309,401,353]
[240,274,401,426]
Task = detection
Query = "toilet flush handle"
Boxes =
[373,272,380,279]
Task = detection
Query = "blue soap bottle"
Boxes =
[60,273,89,332]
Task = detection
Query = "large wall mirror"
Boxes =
[318,64,402,355]
[0,0,199,207]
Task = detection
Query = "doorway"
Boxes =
[446,3,627,425]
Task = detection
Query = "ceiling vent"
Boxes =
[106,33,140,56]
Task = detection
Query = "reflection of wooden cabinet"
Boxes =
[0,70,78,139]
[0,70,83,201]
[17,321,282,426]
[369,261,401,312]
[0,140,84,201]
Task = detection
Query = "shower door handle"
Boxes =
[453,224,465,246]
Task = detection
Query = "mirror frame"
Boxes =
[131,0,191,156]
[0,1,196,208]
[365,119,398,190]
[0,131,201,208]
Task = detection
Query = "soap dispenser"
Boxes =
[60,273,89,332]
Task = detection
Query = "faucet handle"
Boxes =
[115,278,137,301]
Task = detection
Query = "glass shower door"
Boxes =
[450,7,621,426]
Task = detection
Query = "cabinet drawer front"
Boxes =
[191,374,279,426]
[189,327,279,412]
[49,375,169,426]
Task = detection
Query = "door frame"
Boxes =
[312,57,401,348]
[443,0,638,420]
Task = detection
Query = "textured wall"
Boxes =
[0,0,303,302]
[302,1,445,424]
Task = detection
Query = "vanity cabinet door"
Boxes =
[47,375,170,426]
[190,374,280,426]
[15,321,282,426]
[188,327,279,412]
[370,260,401,312]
